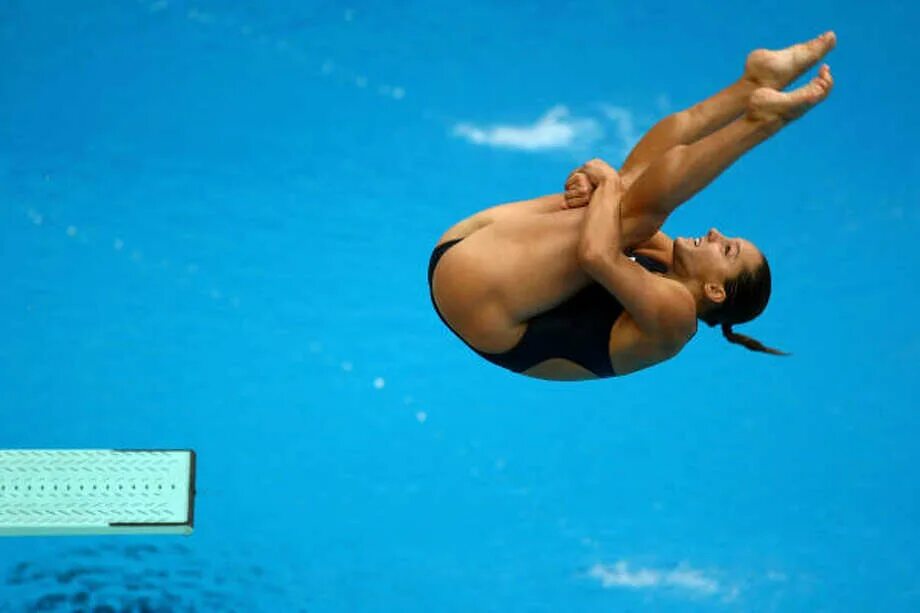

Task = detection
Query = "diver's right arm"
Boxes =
[571,168,674,262]
[576,164,695,341]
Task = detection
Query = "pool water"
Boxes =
[2,1,918,611]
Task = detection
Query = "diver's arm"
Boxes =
[574,166,673,259]
[577,174,693,340]
[577,177,624,258]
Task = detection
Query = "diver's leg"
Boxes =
[621,66,833,218]
[435,193,568,245]
[619,80,756,183]
[620,32,836,184]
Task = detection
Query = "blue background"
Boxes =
[1,1,917,610]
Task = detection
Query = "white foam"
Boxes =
[589,560,724,598]
[453,105,601,152]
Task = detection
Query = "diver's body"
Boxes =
[429,204,678,379]
[428,32,837,381]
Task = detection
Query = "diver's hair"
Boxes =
[699,254,789,356]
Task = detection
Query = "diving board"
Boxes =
[0,449,196,536]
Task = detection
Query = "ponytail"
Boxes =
[701,254,788,356]
[722,323,789,356]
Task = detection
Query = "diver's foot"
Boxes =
[747,64,834,122]
[744,31,836,90]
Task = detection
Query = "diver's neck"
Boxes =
[664,271,709,315]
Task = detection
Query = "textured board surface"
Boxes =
[0,450,196,536]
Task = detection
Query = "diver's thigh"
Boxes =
[434,209,589,326]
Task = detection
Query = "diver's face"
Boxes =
[673,228,762,288]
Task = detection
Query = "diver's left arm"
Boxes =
[577,170,694,342]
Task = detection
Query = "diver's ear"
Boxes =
[703,282,726,305]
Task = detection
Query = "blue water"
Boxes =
[2,1,918,611]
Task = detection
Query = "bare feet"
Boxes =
[744,31,837,90]
[747,64,834,122]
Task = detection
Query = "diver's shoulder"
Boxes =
[657,280,698,349]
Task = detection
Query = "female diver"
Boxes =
[428,32,836,381]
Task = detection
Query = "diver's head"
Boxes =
[673,228,786,355]
[673,228,761,291]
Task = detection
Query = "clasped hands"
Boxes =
[563,158,623,210]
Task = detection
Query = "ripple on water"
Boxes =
[2,543,307,612]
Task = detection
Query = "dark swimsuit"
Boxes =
[427,238,667,378]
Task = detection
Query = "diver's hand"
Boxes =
[579,158,621,187]
[563,170,594,209]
